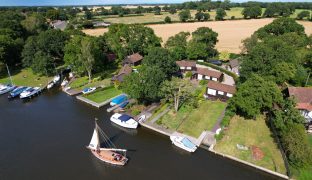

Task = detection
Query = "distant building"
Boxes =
[112,64,133,82]
[229,59,240,75]
[195,67,224,82]
[206,81,236,100]
[51,20,67,30]
[287,87,312,123]
[123,53,143,66]
[93,21,111,27]
[176,60,196,73]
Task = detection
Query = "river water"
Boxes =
[0,90,281,180]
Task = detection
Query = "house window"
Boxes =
[180,67,185,70]
[226,93,233,97]
[207,88,217,96]
[186,67,192,70]
[218,91,224,95]
[205,76,210,80]
[212,77,217,81]
[198,74,203,80]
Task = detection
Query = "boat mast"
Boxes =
[6,64,13,85]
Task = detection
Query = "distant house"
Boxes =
[287,87,312,123]
[176,60,196,73]
[112,64,132,82]
[93,21,111,27]
[51,20,67,30]
[206,81,236,100]
[195,67,224,82]
[229,59,240,75]
[123,53,143,66]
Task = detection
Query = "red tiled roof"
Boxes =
[288,87,312,111]
[118,64,132,76]
[196,67,223,78]
[124,53,143,63]
[207,81,236,94]
[176,60,196,67]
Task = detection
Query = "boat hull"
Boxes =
[89,149,127,166]
[170,136,197,153]
[110,116,138,129]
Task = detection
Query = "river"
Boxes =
[0,90,281,180]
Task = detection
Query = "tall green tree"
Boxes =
[215,8,226,20]
[179,10,192,22]
[79,37,95,83]
[21,13,48,35]
[229,75,283,119]
[143,47,178,78]
[297,10,310,20]
[105,24,161,59]
[242,6,262,19]
[161,77,194,112]
[165,31,190,60]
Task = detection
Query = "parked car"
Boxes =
[207,60,222,66]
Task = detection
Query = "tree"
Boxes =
[85,10,92,20]
[179,10,191,22]
[186,41,208,59]
[0,34,23,67]
[220,0,231,10]
[46,9,60,20]
[256,17,305,39]
[122,65,166,103]
[105,24,161,59]
[169,8,177,14]
[164,16,171,23]
[165,31,190,60]
[215,8,226,20]
[195,11,210,21]
[143,47,178,78]
[161,77,194,112]
[297,10,310,20]
[242,6,262,19]
[21,13,47,35]
[79,37,95,83]
[154,6,161,15]
[229,74,283,119]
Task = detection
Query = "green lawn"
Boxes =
[148,103,169,122]
[157,100,227,137]
[214,115,287,175]
[0,68,50,87]
[69,76,111,91]
[83,86,122,103]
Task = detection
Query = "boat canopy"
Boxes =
[118,114,132,122]
[111,95,127,105]
[181,138,196,149]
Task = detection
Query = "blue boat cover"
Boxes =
[111,95,127,104]
[82,87,89,92]
[119,114,132,122]
[181,138,196,149]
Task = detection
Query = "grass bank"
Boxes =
[157,100,227,137]
[69,76,111,91]
[214,115,287,175]
[0,68,50,87]
[83,86,122,103]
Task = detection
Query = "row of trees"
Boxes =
[227,18,312,173]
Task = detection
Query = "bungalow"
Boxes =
[229,59,240,75]
[51,20,67,30]
[287,87,312,123]
[195,67,224,82]
[123,53,143,66]
[206,81,236,100]
[112,64,132,82]
[176,60,196,73]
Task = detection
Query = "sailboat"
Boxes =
[87,121,128,166]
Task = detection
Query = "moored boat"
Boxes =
[8,86,27,98]
[87,121,128,166]
[110,94,127,106]
[170,135,197,152]
[82,87,96,94]
[20,87,41,99]
[53,75,60,83]
[61,79,68,87]
[110,113,138,129]
[0,84,16,95]
[47,82,54,89]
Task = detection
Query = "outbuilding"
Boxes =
[206,81,236,100]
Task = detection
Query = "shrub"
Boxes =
[199,79,208,85]
[164,16,172,23]
[231,16,235,20]
[221,115,231,127]
[185,71,193,78]
[132,109,141,116]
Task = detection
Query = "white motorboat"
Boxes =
[110,113,138,129]
[170,135,197,152]
[82,87,96,94]
[53,75,60,83]
[20,87,41,99]
[137,114,146,123]
[61,79,68,87]
[47,82,54,89]
[0,84,16,95]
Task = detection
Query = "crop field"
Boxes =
[84,18,312,53]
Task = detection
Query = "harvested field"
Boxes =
[83,19,312,53]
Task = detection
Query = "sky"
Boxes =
[1,0,312,6]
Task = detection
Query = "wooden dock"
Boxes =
[76,93,126,108]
